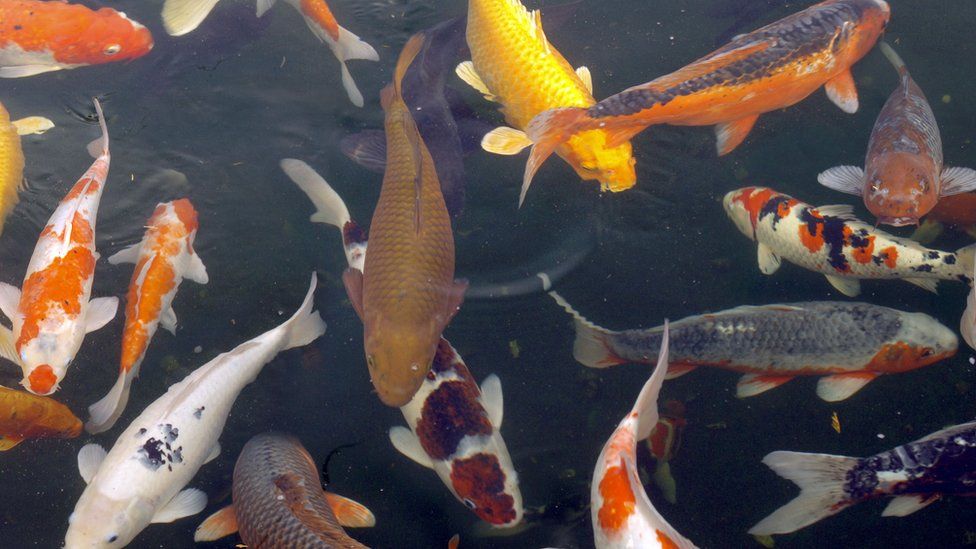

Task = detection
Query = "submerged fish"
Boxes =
[460,0,637,205]
[162,0,378,106]
[723,186,976,297]
[551,296,957,402]
[0,101,25,237]
[64,275,325,548]
[0,100,118,396]
[819,43,976,226]
[523,0,890,195]
[0,0,153,78]
[750,421,976,536]
[343,34,467,408]
[194,432,374,548]
[0,384,82,450]
[86,199,209,434]
[644,400,686,504]
[591,324,697,548]
[282,159,524,527]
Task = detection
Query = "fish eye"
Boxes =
[104,44,122,56]
[107,534,118,543]
[463,498,477,510]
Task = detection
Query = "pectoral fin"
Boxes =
[0,434,23,451]
[576,66,593,94]
[715,114,759,156]
[152,488,207,523]
[0,283,22,323]
[940,167,976,196]
[0,65,62,78]
[77,444,107,484]
[439,280,468,331]
[665,362,697,380]
[107,242,142,265]
[455,61,496,101]
[0,326,20,366]
[881,495,939,517]
[479,374,503,427]
[481,127,533,155]
[12,116,54,136]
[818,166,865,196]
[323,492,376,527]
[757,243,781,275]
[160,307,178,335]
[824,275,861,297]
[736,374,795,398]
[342,268,365,320]
[185,252,209,284]
[815,372,878,402]
[904,277,939,294]
[825,69,859,113]
[389,426,434,469]
[85,297,119,333]
[193,505,238,542]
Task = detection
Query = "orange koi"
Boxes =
[0,384,81,450]
[85,199,208,434]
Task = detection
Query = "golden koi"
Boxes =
[0,384,81,450]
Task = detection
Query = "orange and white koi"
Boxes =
[724,187,976,297]
[819,42,976,226]
[523,0,889,196]
[0,0,153,78]
[459,0,637,205]
[162,0,378,106]
[0,100,118,396]
[85,199,209,434]
[282,158,524,527]
[591,323,696,548]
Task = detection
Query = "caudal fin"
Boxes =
[282,273,327,350]
[302,13,378,107]
[522,107,586,207]
[548,291,625,368]
[85,372,133,434]
[161,0,222,36]
[878,41,909,78]
[633,321,670,440]
[86,98,109,159]
[749,451,860,535]
[280,159,350,228]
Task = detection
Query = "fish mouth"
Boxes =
[877,215,918,227]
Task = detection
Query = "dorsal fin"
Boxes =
[390,33,427,235]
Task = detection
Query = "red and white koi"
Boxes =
[0,100,118,396]
[86,199,209,434]
[0,0,153,78]
[282,158,524,527]
[724,186,976,297]
[162,0,378,106]
[591,324,696,548]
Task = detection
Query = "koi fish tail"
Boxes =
[961,244,976,350]
[547,291,626,368]
[86,369,134,434]
[333,25,380,108]
[280,159,351,228]
[749,451,859,535]
[161,0,222,36]
[281,273,327,351]
[633,321,670,440]
[522,107,587,207]
[878,41,909,78]
[957,243,976,285]
[86,98,109,159]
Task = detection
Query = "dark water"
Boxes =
[2,0,976,547]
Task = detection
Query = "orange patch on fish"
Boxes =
[27,364,56,394]
[597,461,636,532]
[299,0,340,41]
[867,341,952,373]
[850,234,875,264]
[881,246,898,268]
[657,529,680,549]
[733,187,774,229]
[449,453,516,525]
[799,213,825,253]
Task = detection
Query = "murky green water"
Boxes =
[2,1,976,547]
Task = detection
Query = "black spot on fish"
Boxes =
[928,251,940,259]
[945,255,957,265]
[758,195,793,228]
[136,428,147,437]
[798,208,851,272]
[912,264,934,273]
[161,424,179,443]
[138,438,166,471]
[193,407,205,419]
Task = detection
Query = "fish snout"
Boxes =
[26,364,58,395]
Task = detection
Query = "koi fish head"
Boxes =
[66,494,154,548]
[865,153,939,226]
[55,9,154,66]
[18,327,83,395]
[564,130,637,193]
[450,452,523,527]
[869,312,957,373]
[365,326,438,407]
[723,187,777,239]
[830,0,890,63]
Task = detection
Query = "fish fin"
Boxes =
[440,280,468,329]
[12,116,54,136]
[904,277,939,294]
[339,62,365,107]
[84,297,118,334]
[522,107,587,206]
[275,474,347,534]
[824,275,861,297]
[715,114,759,156]
[824,69,859,113]
[204,442,221,464]
[878,41,909,79]
[0,435,23,451]
[882,494,939,517]
[0,65,62,78]
[665,362,697,380]
[161,0,222,36]
[455,61,496,102]
[186,252,209,285]
[77,443,107,484]
[814,204,858,220]
[152,488,208,523]
[389,426,434,469]
[339,130,387,173]
[0,283,21,324]
[576,66,593,94]
[757,243,781,275]
[910,219,944,245]
[282,274,326,350]
[479,374,503,427]
[324,492,376,527]
[481,126,533,156]
[335,26,380,62]
[107,242,142,265]
[815,372,878,402]
[85,373,131,434]
[940,167,976,196]
[748,451,859,535]
[87,98,109,159]
[280,159,352,229]
[736,374,795,398]
[962,247,976,350]
[634,321,670,440]
[255,0,277,18]
[548,291,625,368]
[818,166,865,196]
[193,505,238,542]
[0,326,18,366]
[160,306,178,335]
[342,268,365,320]
[652,460,677,504]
